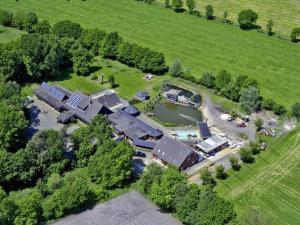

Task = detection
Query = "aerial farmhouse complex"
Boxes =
[34,82,230,171]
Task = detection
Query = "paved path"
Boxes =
[203,95,256,141]
[52,191,181,225]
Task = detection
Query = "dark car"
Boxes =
[134,151,146,158]
[237,123,246,128]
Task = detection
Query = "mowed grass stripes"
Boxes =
[1,0,300,107]
[216,129,300,225]
[157,0,300,37]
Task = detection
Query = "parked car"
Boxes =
[134,151,146,158]
[237,122,246,128]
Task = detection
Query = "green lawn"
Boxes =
[1,0,300,107]
[22,58,166,103]
[0,25,25,43]
[157,0,300,37]
[216,128,300,225]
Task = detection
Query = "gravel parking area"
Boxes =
[52,191,181,225]
[26,98,63,138]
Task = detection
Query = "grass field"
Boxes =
[216,128,300,225]
[0,25,25,43]
[21,58,165,105]
[157,0,300,37]
[1,0,300,107]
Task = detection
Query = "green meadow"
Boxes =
[157,0,300,37]
[1,0,300,107]
[216,128,300,225]
[0,25,24,43]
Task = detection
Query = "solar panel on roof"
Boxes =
[66,93,82,108]
[40,82,66,101]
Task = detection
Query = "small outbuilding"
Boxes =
[196,135,228,156]
[136,91,149,101]
[165,89,182,102]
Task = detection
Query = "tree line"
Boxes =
[169,58,300,117]
[0,108,135,224]
[0,9,167,84]
[138,164,237,225]
[135,0,300,42]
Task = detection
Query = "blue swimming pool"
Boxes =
[175,130,200,140]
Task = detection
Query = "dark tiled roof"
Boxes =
[132,139,156,149]
[109,110,163,139]
[153,136,198,168]
[136,91,149,98]
[197,122,212,139]
[40,82,66,101]
[98,93,120,108]
[123,105,139,115]
[35,88,65,110]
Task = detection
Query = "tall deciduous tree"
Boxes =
[238,9,258,30]
[52,20,82,39]
[239,86,261,112]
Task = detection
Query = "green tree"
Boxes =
[19,34,64,79]
[0,43,24,81]
[254,118,263,131]
[101,32,123,59]
[24,12,39,33]
[43,173,95,220]
[223,11,228,23]
[239,148,254,163]
[165,0,170,8]
[291,27,300,42]
[272,103,287,115]
[200,72,215,89]
[190,187,236,225]
[150,167,187,211]
[33,20,51,34]
[0,197,17,225]
[266,20,274,36]
[176,184,201,224]
[262,98,276,111]
[138,163,163,194]
[88,141,133,188]
[0,10,13,26]
[169,59,183,77]
[200,168,215,185]
[239,86,261,112]
[71,43,93,75]
[186,0,196,14]
[78,28,106,55]
[291,102,300,120]
[52,20,82,39]
[13,11,26,30]
[215,164,226,179]
[215,70,231,92]
[229,155,240,171]
[13,190,43,225]
[205,5,214,20]
[172,0,183,12]
[238,9,258,30]
[108,74,116,88]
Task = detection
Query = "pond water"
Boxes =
[153,102,203,125]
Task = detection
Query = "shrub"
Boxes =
[239,148,254,163]
[229,156,240,171]
[291,27,300,42]
[262,98,276,110]
[0,9,13,26]
[238,9,258,30]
